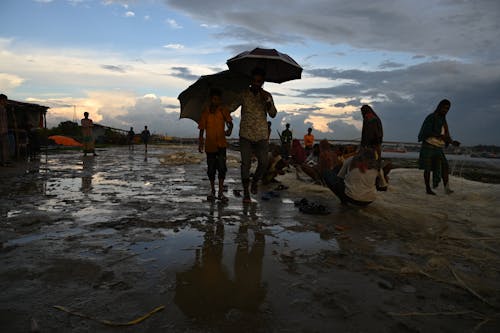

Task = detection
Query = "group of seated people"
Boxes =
[263,139,391,206]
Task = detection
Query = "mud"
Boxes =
[1,145,499,332]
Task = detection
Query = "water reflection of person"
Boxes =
[81,157,94,193]
[233,224,267,311]
[174,222,232,320]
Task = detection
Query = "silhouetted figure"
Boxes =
[418,99,460,195]
[360,105,388,189]
[198,89,233,202]
[228,67,277,203]
[360,105,383,159]
[141,126,150,153]
[280,123,292,159]
[127,127,135,150]
[0,94,11,166]
[81,112,97,156]
[303,127,314,155]
[267,121,272,143]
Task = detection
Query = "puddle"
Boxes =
[274,229,339,254]
[168,196,206,203]
[7,210,23,218]
[6,227,85,246]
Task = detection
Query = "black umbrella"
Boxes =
[226,48,302,83]
[178,70,250,123]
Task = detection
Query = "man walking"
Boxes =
[229,68,277,203]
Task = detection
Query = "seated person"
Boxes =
[290,139,307,165]
[325,148,381,206]
[305,143,320,166]
[319,139,342,176]
[291,139,323,184]
[263,144,288,184]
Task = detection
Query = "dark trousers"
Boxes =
[240,137,269,183]
[206,148,227,181]
[323,170,371,206]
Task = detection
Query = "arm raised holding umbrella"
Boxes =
[228,67,277,203]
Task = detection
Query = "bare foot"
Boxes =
[426,188,436,195]
[218,193,228,202]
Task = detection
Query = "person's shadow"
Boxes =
[81,157,94,193]
[174,221,232,321]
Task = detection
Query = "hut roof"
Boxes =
[7,100,49,113]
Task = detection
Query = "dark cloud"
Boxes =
[296,106,321,112]
[101,65,127,73]
[378,60,404,69]
[99,95,196,137]
[165,0,500,60]
[215,26,303,49]
[300,60,500,144]
[328,120,360,141]
[170,67,199,81]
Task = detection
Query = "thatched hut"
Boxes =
[5,99,49,157]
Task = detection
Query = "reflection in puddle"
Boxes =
[168,196,206,203]
[275,230,339,254]
[174,223,266,321]
[7,210,23,218]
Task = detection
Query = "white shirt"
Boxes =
[338,157,378,202]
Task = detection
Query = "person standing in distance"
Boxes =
[81,112,97,157]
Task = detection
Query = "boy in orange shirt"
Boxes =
[303,127,314,155]
[198,89,233,202]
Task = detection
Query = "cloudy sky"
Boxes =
[1,0,499,145]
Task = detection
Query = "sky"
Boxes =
[1,0,499,145]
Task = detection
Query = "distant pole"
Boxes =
[73,105,77,123]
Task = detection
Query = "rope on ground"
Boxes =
[388,310,500,332]
[449,266,494,308]
[53,304,165,326]
[388,310,478,317]
[366,263,496,309]
[442,236,500,241]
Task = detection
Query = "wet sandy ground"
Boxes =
[1,145,499,332]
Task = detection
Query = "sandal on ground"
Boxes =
[275,184,289,191]
[261,193,272,201]
[294,198,309,207]
[299,203,330,215]
[261,191,280,201]
[207,192,216,201]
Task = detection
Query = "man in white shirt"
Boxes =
[327,149,379,206]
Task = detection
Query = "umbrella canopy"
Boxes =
[178,70,250,123]
[226,48,302,83]
[48,135,82,147]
